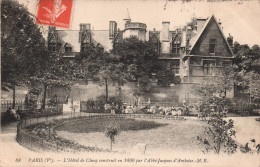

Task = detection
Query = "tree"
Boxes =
[98,62,127,102]
[112,36,160,82]
[77,44,128,102]
[233,42,260,74]
[194,65,237,154]
[236,71,260,103]
[232,42,260,103]
[1,0,48,108]
[104,122,120,151]
[197,97,237,154]
[29,52,80,110]
[156,67,175,87]
[194,65,234,98]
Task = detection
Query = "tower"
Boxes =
[122,9,146,41]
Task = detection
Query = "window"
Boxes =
[172,42,181,54]
[209,38,216,54]
[65,47,72,53]
[48,43,56,52]
[203,60,215,75]
[172,35,181,54]
[171,61,180,75]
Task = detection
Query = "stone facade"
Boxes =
[47,12,234,102]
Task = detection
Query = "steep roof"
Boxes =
[56,30,112,52]
[57,30,81,52]
[188,15,234,56]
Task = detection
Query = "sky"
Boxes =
[20,0,260,46]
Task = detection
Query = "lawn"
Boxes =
[55,117,167,133]
[55,117,207,154]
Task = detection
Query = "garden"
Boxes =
[55,116,206,154]
[20,114,207,154]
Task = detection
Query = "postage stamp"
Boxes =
[36,0,73,28]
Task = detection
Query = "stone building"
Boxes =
[149,15,234,83]
[148,15,234,100]
[47,11,234,102]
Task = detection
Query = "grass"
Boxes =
[55,117,167,133]
[55,117,208,154]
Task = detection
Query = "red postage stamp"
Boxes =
[36,0,73,28]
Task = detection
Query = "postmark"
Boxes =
[36,0,73,28]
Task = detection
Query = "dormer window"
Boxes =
[65,47,72,52]
[172,41,181,54]
[209,38,216,54]
[64,43,72,53]
[48,43,56,52]
[172,35,181,54]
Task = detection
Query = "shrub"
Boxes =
[24,88,41,111]
[197,97,237,154]
[103,121,120,151]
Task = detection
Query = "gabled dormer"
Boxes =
[171,32,182,54]
[48,26,60,52]
[64,43,72,53]
[78,23,92,53]
[189,15,234,57]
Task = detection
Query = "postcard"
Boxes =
[1,0,260,166]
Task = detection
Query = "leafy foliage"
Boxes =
[24,88,41,111]
[112,36,160,81]
[233,42,260,103]
[1,0,47,90]
[156,67,175,87]
[233,42,260,74]
[193,65,234,98]
[103,122,120,151]
[194,65,237,154]
[197,97,237,154]
[29,52,80,110]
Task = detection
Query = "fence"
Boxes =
[16,112,186,153]
[1,100,63,113]
[16,112,89,152]
[1,100,25,112]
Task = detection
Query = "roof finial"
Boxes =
[123,8,131,21]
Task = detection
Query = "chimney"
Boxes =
[109,21,117,39]
[162,21,170,42]
[49,26,56,32]
[79,23,91,42]
[161,22,170,54]
[80,23,91,31]
[196,18,207,32]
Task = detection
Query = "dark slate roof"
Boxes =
[56,30,112,52]
[57,30,81,52]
